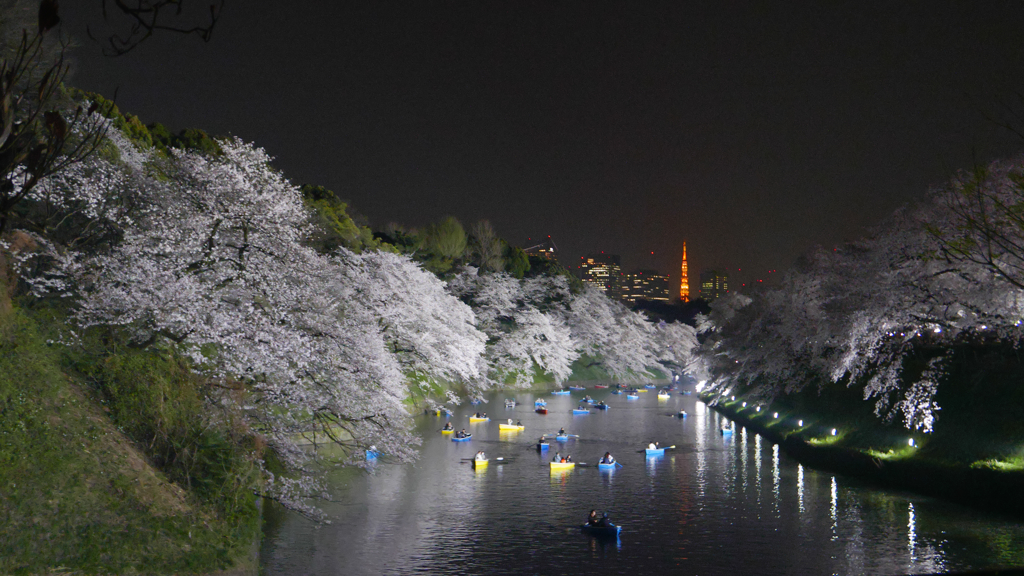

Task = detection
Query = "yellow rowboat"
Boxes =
[498,424,525,431]
[441,429,454,434]
[550,461,575,471]
[469,417,490,423]
[473,459,489,470]
[657,393,670,400]
[636,389,648,393]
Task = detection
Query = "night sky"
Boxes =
[59,1,1024,289]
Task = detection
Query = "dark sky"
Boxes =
[60,1,1024,289]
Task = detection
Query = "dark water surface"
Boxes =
[260,389,1024,575]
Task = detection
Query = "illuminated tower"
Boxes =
[679,242,690,302]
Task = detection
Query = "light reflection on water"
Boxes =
[261,391,1024,576]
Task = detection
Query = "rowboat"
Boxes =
[498,423,525,431]
[473,459,489,469]
[537,441,549,450]
[550,461,575,471]
[469,417,489,423]
[676,411,687,418]
[636,388,648,393]
[645,447,665,456]
[534,399,547,407]
[568,385,586,391]
[598,462,617,470]
[644,384,657,389]
[536,408,548,414]
[721,428,733,435]
[504,400,516,408]
[626,394,639,400]
[585,398,595,404]
[441,429,454,434]
[555,435,569,442]
[593,385,608,389]
[681,391,693,395]
[611,389,622,395]
[552,390,570,395]
[657,393,670,400]
[451,434,472,442]
[572,409,589,415]
[581,522,621,536]
[593,403,609,410]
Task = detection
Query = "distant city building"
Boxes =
[579,253,624,299]
[699,269,729,302]
[623,269,671,304]
[524,236,558,263]
[679,242,690,302]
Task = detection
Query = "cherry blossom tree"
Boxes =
[696,158,1024,432]
[449,268,577,390]
[22,131,489,514]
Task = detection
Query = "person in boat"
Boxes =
[601,452,615,464]
[507,419,514,425]
[482,412,487,419]
[443,422,453,430]
[597,401,606,408]
[558,427,566,436]
[587,510,599,525]
[565,455,573,463]
[516,420,522,426]
[475,450,486,461]
[552,452,562,463]
[577,405,585,410]
[648,441,660,450]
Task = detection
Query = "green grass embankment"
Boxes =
[705,348,1024,517]
[0,296,260,574]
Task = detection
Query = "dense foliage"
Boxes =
[695,155,1024,435]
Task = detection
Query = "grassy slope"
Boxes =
[0,294,258,574]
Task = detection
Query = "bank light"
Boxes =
[797,420,803,427]
[742,402,747,407]
[773,412,779,419]
[756,406,761,412]
[908,438,915,447]
[831,428,837,436]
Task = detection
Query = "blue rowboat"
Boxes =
[626,394,639,400]
[581,523,621,537]
[593,404,609,410]
[644,384,657,389]
[552,390,570,395]
[568,385,586,391]
[451,434,473,442]
[537,442,549,450]
[555,435,569,442]
[720,428,733,435]
[598,462,616,470]
[645,448,665,456]
[611,389,622,395]
[535,399,547,406]
[585,398,595,404]
[572,409,589,415]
